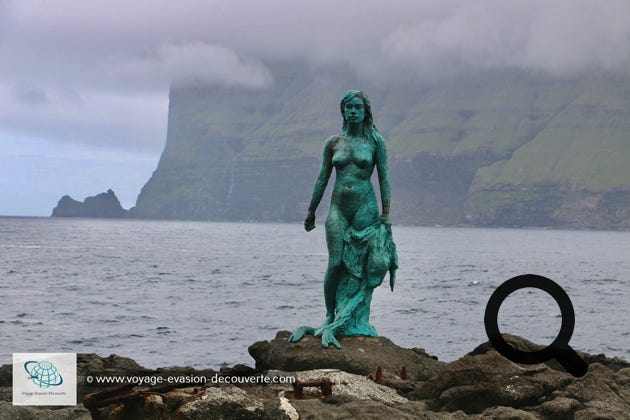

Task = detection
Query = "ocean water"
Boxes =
[1,217,628,369]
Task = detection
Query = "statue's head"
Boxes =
[340,90,375,134]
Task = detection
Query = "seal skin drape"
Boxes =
[330,220,398,335]
[289,90,398,348]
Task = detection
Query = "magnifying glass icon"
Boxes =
[484,274,588,377]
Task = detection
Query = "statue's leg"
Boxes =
[317,198,380,346]
[321,206,348,326]
[322,265,341,326]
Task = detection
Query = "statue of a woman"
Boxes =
[289,90,398,348]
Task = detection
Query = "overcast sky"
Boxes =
[1,0,629,216]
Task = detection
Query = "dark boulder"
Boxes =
[412,351,573,413]
[411,335,630,418]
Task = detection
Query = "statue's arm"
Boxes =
[305,137,334,231]
[375,134,391,218]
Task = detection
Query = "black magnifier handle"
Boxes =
[554,344,588,377]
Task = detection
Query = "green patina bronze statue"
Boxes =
[289,90,398,348]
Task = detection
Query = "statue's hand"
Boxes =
[304,210,316,232]
[380,213,391,231]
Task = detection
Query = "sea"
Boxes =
[1,217,628,369]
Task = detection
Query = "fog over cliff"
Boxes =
[2,0,629,151]
[1,1,629,215]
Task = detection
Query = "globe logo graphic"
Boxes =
[24,360,64,388]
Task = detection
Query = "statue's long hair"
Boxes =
[340,90,381,144]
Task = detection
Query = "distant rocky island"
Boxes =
[53,62,630,229]
[51,189,128,218]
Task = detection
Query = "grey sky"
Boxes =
[1,0,629,215]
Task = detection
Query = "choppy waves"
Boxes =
[1,218,629,369]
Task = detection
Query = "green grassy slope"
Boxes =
[470,77,630,192]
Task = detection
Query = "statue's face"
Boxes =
[344,96,365,125]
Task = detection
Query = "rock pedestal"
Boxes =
[249,330,444,381]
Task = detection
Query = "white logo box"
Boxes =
[13,353,77,406]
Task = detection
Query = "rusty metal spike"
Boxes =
[375,366,383,383]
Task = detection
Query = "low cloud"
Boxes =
[0,84,168,152]
[158,42,272,89]
[382,0,630,76]
[12,85,50,106]
[1,0,628,152]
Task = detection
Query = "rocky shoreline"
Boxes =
[1,332,629,419]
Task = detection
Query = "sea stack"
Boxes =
[51,189,128,218]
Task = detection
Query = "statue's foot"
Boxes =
[288,326,315,343]
[313,313,335,337]
[321,329,341,349]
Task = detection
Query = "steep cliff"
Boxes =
[465,76,630,228]
[131,63,630,228]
